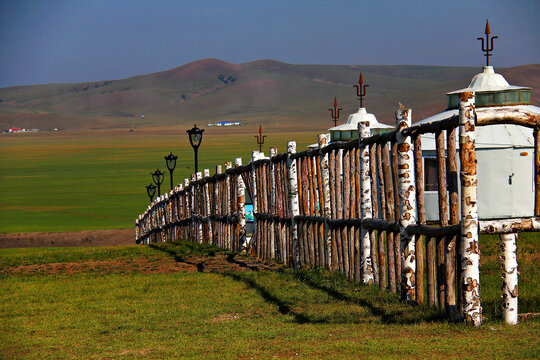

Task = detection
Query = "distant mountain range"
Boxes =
[0,59,538,131]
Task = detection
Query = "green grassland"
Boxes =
[0,238,538,359]
[0,127,319,233]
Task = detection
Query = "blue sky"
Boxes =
[0,0,538,88]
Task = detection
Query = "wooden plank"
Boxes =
[446,127,459,316]
[413,135,425,304]
[535,128,540,216]
[436,130,448,309]
[369,143,379,285]
[382,144,397,293]
[342,149,351,278]
[391,141,401,284]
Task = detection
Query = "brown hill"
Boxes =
[0,59,538,131]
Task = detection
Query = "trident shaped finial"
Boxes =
[254,125,266,152]
[353,72,369,108]
[328,97,342,127]
[477,19,498,66]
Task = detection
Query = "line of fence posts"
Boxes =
[136,93,540,325]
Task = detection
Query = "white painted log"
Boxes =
[204,168,213,242]
[235,158,246,252]
[395,107,417,301]
[287,141,301,268]
[476,106,540,128]
[480,217,540,234]
[459,92,482,326]
[214,165,222,245]
[250,151,260,254]
[500,233,518,325]
[269,147,278,259]
[358,123,375,284]
[195,173,203,243]
[251,151,260,214]
[318,133,332,268]
[225,162,233,249]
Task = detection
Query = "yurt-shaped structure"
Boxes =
[419,66,539,220]
[329,73,394,142]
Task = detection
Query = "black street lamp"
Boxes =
[151,169,164,196]
[164,152,178,191]
[186,124,204,173]
[146,183,156,202]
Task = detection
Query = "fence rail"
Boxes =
[136,92,540,326]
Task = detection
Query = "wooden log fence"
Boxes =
[136,94,539,326]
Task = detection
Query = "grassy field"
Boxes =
[0,238,538,359]
[0,127,319,233]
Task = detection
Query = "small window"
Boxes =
[424,157,451,192]
[424,158,438,191]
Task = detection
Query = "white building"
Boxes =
[418,66,539,220]
[329,107,394,142]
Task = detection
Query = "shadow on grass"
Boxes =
[224,268,446,325]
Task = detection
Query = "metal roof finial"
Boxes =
[328,96,342,127]
[254,125,266,152]
[478,19,498,67]
[353,72,369,108]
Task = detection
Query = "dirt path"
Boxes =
[0,229,134,249]
[0,254,281,276]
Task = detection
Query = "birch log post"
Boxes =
[204,169,213,243]
[396,107,417,301]
[224,162,232,250]
[184,178,191,240]
[196,172,204,243]
[319,134,332,269]
[376,144,388,289]
[342,149,351,278]
[436,131,448,308]
[287,141,301,268]
[500,233,518,325]
[413,135,425,303]
[447,127,459,316]
[369,144,379,285]
[235,158,246,253]
[214,165,222,246]
[359,122,375,284]
[270,147,278,259]
[250,152,259,255]
[459,91,482,326]
[382,145,397,293]
[535,128,540,216]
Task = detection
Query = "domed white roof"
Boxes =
[447,66,530,94]
[329,108,393,131]
[417,66,538,150]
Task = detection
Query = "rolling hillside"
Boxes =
[0,59,538,131]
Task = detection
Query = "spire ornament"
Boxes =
[353,72,369,108]
[254,125,266,152]
[477,19,498,66]
[329,96,342,127]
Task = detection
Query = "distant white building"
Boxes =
[329,107,394,141]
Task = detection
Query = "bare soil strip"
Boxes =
[0,254,281,275]
[0,229,134,249]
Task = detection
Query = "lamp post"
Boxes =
[187,124,204,173]
[164,152,178,191]
[146,183,156,202]
[151,169,164,197]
